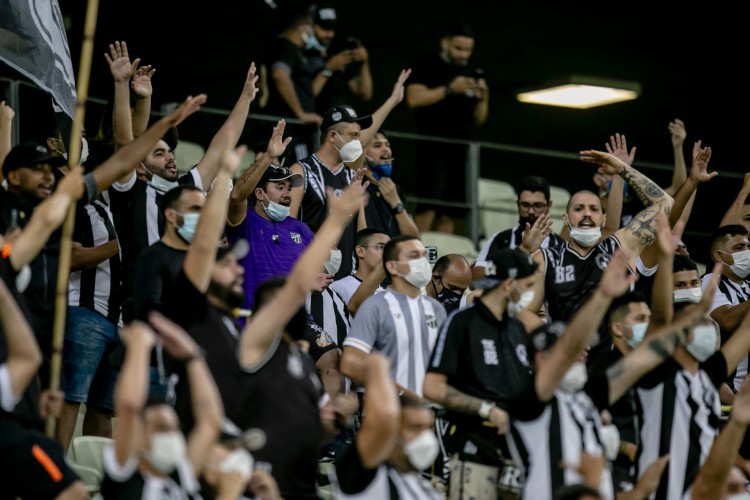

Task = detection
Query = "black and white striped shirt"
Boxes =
[476,225,563,269]
[636,353,726,500]
[68,199,122,326]
[507,376,615,500]
[107,170,201,297]
[307,287,352,347]
[702,273,750,391]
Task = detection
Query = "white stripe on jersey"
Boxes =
[384,292,412,393]
[145,185,160,246]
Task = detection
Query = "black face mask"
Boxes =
[518,215,538,228]
[285,306,310,341]
[433,278,462,314]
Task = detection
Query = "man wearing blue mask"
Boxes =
[362,131,419,238]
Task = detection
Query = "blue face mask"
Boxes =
[370,163,392,180]
[627,322,648,348]
[262,191,290,222]
[176,212,200,243]
[301,30,326,52]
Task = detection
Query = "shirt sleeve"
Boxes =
[334,441,379,495]
[701,351,729,389]
[111,170,137,192]
[178,168,203,191]
[508,381,546,421]
[427,314,462,376]
[343,296,382,353]
[270,40,298,73]
[0,364,20,413]
[584,371,611,411]
[102,444,139,482]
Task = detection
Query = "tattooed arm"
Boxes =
[606,269,721,405]
[580,150,674,258]
[227,120,292,226]
[423,372,509,433]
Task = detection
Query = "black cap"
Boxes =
[255,165,304,191]
[217,239,250,261]
[471,248,538,290]
[529,321,568,354]
[312,5,337,30]
[3,141,66,178]
[320,105,373,132]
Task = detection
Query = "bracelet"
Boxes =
[444,84,453,97]
[478,400,496,419]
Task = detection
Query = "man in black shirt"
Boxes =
[406,22,489,234]
[424,248,539,499]
[425,254,472,315]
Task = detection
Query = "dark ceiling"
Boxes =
[2,1,744,254]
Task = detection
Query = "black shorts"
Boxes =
[0,419,80,498]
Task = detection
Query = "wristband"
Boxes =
[478,400,496,419]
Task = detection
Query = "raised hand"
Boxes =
[389,69,412,104]
[654,210,684,258]
[689,140,717,184]
[377,177,401,208]
[266,119,292,159]
[243,62,260,103]
[148,311,200,361]
[521,213,554,254]
[579,149,627,176]
[327,177,369,220]
[104,41,140,83]
[221,145,246,177]
[0,100,15,122]
[326,50,355,72]
[668,119,686,148]
[131,64,155,98]
[599,250,636,299]
[604,132,636,165]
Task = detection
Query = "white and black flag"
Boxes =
[0,0,76,119]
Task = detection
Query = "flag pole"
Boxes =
[46,0,99,438]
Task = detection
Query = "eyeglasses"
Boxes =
[517,201,548,211]
[362,244,386,251]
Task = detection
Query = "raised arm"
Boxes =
[348,45,373,102]
[347,264,386,315]
[227,120,291,226]
[580,150,674,260]
[667,119,688,196]
[605,268,720,405]
[602,133,635,237]
[239,177,368,366]
[721,173,750,227]
[535,251,634,401]
[0,100,15,183]
[648,213,683,329]
[377,178,420,237]
[0,274,42,402]
[113,322,154,466]
[669,141,716,228]
[131,63,155,137]
[691,375,750,500]
[358,70,410,152]
[150,312,223,473]
[104,41,140,149]
[355,354,400,468]
[194,63,259,189]
[184,146,243,292]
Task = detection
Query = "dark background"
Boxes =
[2,0,745,260]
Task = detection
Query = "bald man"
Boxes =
[427,254,472,314]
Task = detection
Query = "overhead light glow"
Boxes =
[516,77,641,109]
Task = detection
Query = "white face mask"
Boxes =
[722,249,750,279]
[726,494,750,500]
[218,448,254,480]
[324,249,343,275]
[144,431,186,474]
[403,430,440,470]
[142,162,179,193]
[58,137,89,164]
[673,287,702,304]
[568,224,602,247]
[627,322,649,348]
[397,257,433,289]
[686,323,719,362]
[599,424,620,461]
[334,132,363,163]
[559,362,588,393]
[507,288,535,317]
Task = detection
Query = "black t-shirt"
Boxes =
[265,38,316,117]
[165,270,244,434]
[408,53,479,138]
[235,338,323,499]
[307,50,361,114]
[132,241,186,320]
[364,182,409,238]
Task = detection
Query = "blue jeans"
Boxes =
[61,307,119,411]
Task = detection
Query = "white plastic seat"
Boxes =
[174,140,205,173]
[478,178,518,237]
[548,185,572,235]
[71,436,113,477]
[421,231,478,262]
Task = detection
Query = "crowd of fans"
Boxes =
[2,5,750,500]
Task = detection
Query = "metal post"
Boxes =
[467,141,481,247]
